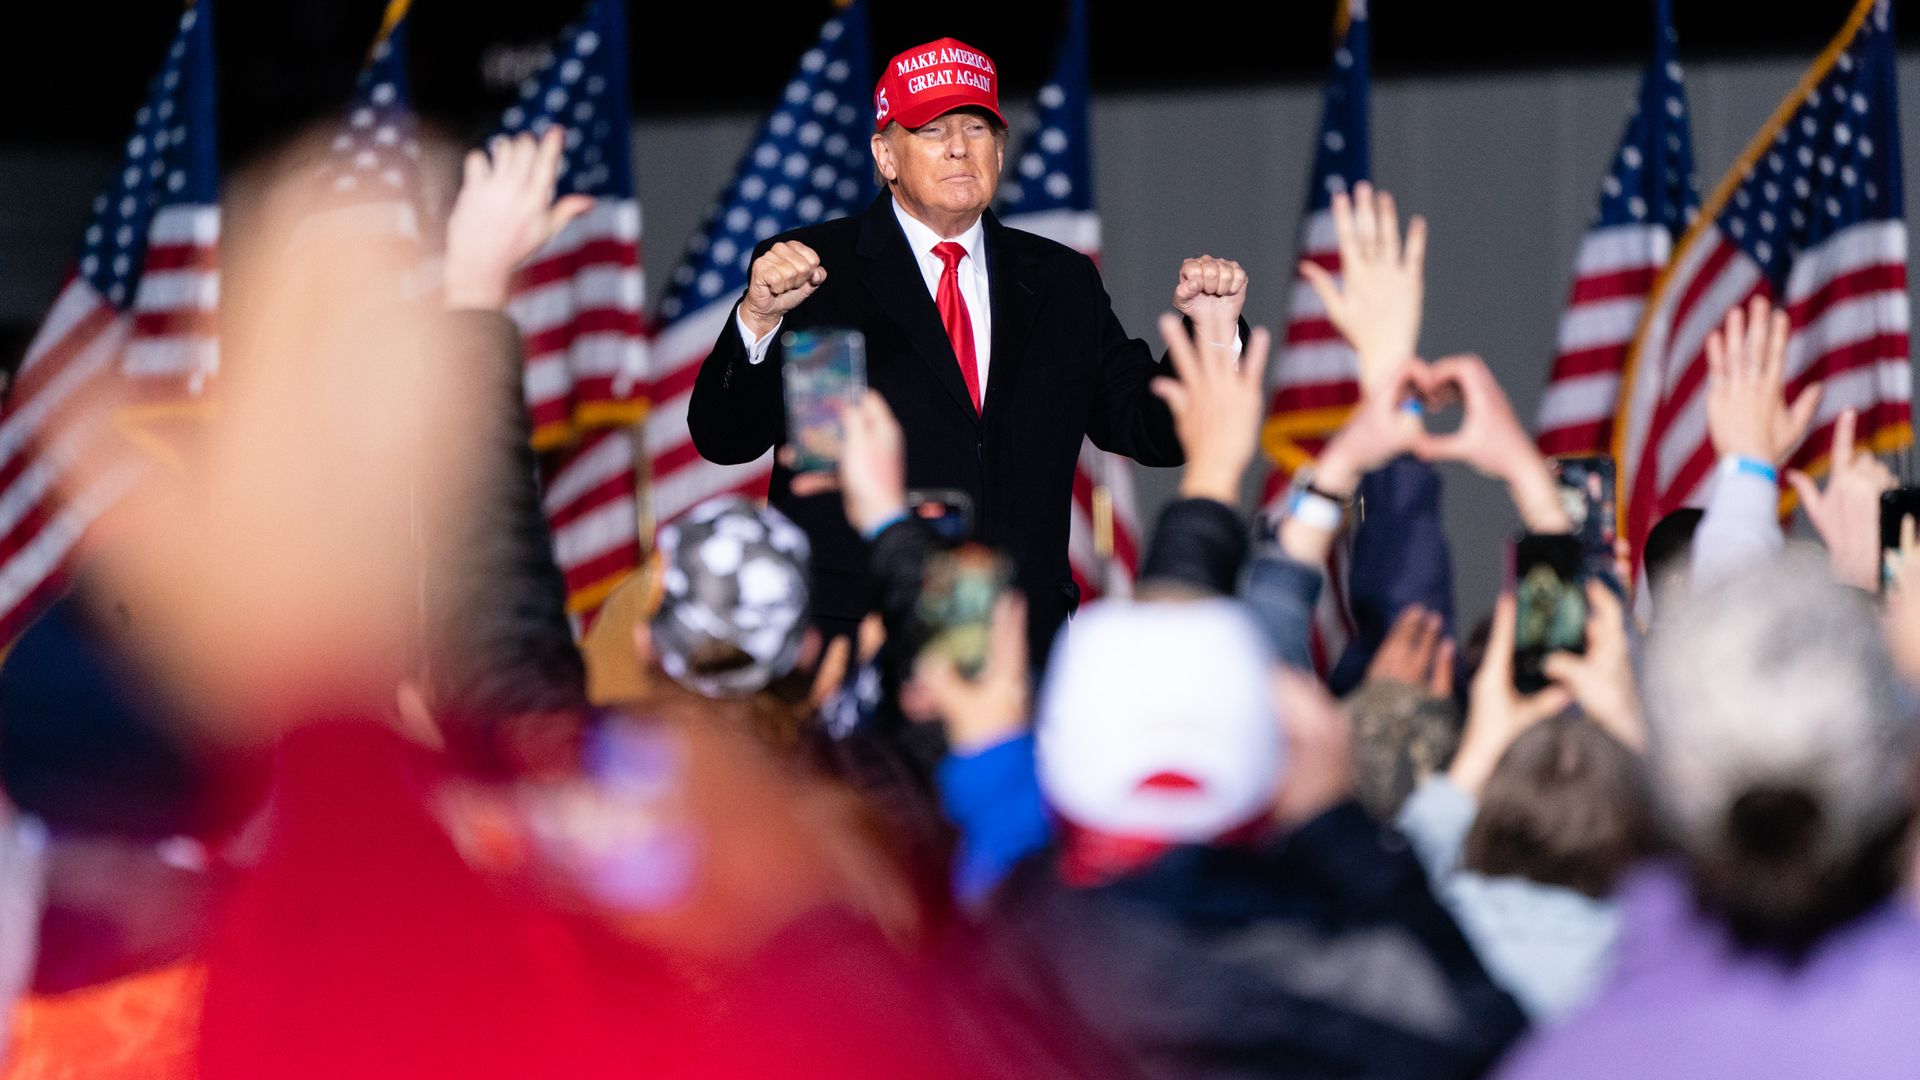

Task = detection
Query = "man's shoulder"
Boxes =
[990,217,1099,276]
[755,213,863,259]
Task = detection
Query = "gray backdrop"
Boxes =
[4,53,1919,624]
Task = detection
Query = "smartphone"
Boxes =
[780,328,867,473]
[1553,456,1617,582]
[1512,533,1587,694]
[917,543,1011,679]
[1879,488,1920,593]
[907,488,975,543]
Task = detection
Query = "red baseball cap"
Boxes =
[873,37,1005,133]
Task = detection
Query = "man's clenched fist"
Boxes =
[739,241,828,339]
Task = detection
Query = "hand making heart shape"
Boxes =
[1355,354,1572,534]
[1401,355,1537,476]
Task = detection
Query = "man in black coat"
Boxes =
[687,36,1248,661]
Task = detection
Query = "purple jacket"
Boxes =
[1500,864,1920,1079]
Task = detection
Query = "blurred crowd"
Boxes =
[6,127,1920,1080]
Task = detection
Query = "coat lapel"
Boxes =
[854,197,979,425]
[979,209,1046,427]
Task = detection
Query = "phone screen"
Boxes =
[1513,533,1587,694]
[907,488,975,543]
[780,328,867,473]
[1879,488,1920,593]
[1553,456,1617,581]
[917,543,1011,679]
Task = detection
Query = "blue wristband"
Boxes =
[861,509,910,543]
[1729,455,1778,485]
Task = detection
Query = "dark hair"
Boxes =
[1686,784,1912,958]
[1464,713,1653,898]
[1642,507,1704,586]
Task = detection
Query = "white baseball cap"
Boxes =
[1035,599,1282,844]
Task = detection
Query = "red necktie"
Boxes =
[932,241,982,414]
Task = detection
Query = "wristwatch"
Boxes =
[1290,465,1355,508]
[1282,467,1349,534]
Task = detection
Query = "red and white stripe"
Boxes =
[1262,206,1357,669]
[1536,222,1670,457]
[1263,209,1359,498]
[0,204,218,644]
[505,198,650,622]
[508,199,649,447]
[1003,206,1140,601]
[644,299,775,529]
[539,425,642,628]
[1619,217,1910,552]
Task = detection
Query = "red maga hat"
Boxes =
[873,37,1005,133]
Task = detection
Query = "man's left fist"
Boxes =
[1173,255,1249,334]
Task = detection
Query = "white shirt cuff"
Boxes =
[736,307,781,365]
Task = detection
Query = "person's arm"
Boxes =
[429,130,590,759]
[1240,551,1326,673]
[1085,256,1251,467]
[1245,359,1425,666]
[1446,595,1572,798]
[1691,295,1824,589]
[1412,354,1571,536]
[1285,183,1457,687]
[687,239,829,465]
[1395,774,1477,886]
[1134,310,1273,593]
[936,733,1048,909]
[1328,456,1457,693]
[917,595,1047,907]
[1140,500,1249,596]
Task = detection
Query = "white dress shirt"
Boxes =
[736,203,993,395]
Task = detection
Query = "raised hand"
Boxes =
[1298,181,1428,397]
[1313,358,1427,498]
[1414,354,1571,534]
[444,127,595,311]
[1786,408,1898,591]
[739,240,828,339]
[1172,255,1250,339]
[1705,295,1821,464]
[914,593,1031,752]
[1152,312,1274,504]
[1448,593,1573,797]
[1364,604,1455,699]
[1541,581,1644,750]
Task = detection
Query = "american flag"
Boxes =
[996,0,1139,602]
[1535,0,1698,458]
[493,0,650,621]
[1258,0,1367,674]
[1617,0,1910,563]
[646,0,875,527]
[0,1,219,645]
[318,5,423,235]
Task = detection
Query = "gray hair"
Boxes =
[1643,546,1915,947]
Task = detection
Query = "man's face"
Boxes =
[871,108,1005,233]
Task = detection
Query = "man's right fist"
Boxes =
[740,241,828,339]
